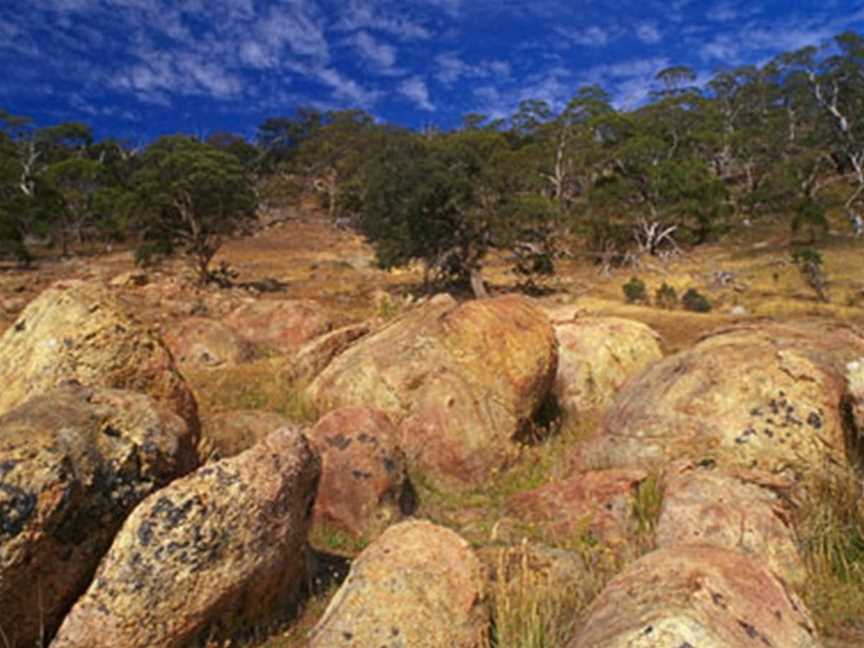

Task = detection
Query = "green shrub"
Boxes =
[791,247,829,302]
[654,282,678,309]
[681,288,711,312]
[622,277,647,304]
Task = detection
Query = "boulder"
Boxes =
[309,520,488,648]
[583,326,853,481]
[308,407,414,539]
[656,464,806,586]
[846,357,864,452]
[569,545,819,647]
[52,427,320,648]
[308,295,558,488]
[0,384,195,648]
[200,409,292,460]
[0,281,199,435]
[289,322,370,383]
[162,317,256,369]
[505,469,647,548]
[226,298,334,354]
[552,317,662,416]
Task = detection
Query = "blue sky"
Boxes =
[3,0,864,142]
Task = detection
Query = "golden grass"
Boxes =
[791,458,864,641]
[185,359,319,424]
[489,540,594,648]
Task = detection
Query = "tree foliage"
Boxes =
[123,135,257,282]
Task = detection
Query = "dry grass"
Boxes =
[185,359,319,424]
[489,540,595,648]
[794,461,864,639]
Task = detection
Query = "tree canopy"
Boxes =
[1,30,863,293]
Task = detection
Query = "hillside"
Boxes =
[1,209,864,647]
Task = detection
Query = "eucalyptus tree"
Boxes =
[123,135,257,282]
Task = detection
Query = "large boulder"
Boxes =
[0,384,196,648]
[308,295,558,488]
[309,520,488,648]
[0,281,199,434]
[52,427,320,648]
[569,545,819,647]
[162,317,256,369]
[289,322,371,383]
[505,469,648,548]
[551,316,662,416]
[656,464,806,586]
[199,409,291,460]
[225,298,334,355]
[308,407,414,539]
[583,326,855,481]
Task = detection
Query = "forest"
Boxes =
[2,31,864,295]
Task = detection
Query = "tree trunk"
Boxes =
[469,266,489,299]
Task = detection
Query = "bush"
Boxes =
[682,288,711,313]
[791,247,829,302]
[622,277,647,304]
[654,282,678,309]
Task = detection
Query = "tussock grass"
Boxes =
[631,471,665,554]
[795,461,864,636]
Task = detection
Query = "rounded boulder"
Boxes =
[0,384,196,648]
[308,295,558,488]
[0,280,199,434]
[309,520,488,648]
[52,427,320,648]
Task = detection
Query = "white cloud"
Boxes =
[400,77,435,111]
[351,30,398,69]
[317,67,381,107]
[335,1,433,40]
[435,52,511,85]
[636,22,662,44]
[563,26,610,47]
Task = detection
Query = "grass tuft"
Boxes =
[794,460,864,636]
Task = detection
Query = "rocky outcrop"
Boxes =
[656,464,805,586]
[583,325,854,481]
[0,384,195,648]
[505,469,648,548]
[570,545,819,647]
[289,322,370,383]
[309,520,488,647]
[308,407,413,539]
[199,409,292,459]
[226,298,334,354]
[308,295,557,488]
[162,317,256,369]
[551,316,662,416]
[52,427,320,648]
[0,281,199,434]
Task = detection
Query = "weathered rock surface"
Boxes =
[506,469,647,547]
[570,545,819,648]
[162,317,256,369]
[52,427,320,648]
[846,357,864,454]
[656,464,806,586]
[309,520,488,648]
[289,322,370,382]
[0,280,199,434]
[0,384,195,648]
[226,298,334,354]
[308,407,413,539]
[551,316,662,416]
[308,295,558,488]
[583,326,854,480]
[200,409,291,459]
